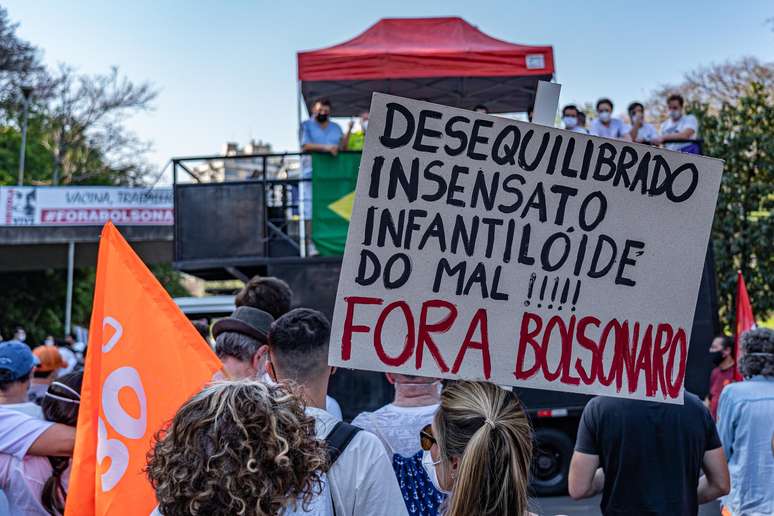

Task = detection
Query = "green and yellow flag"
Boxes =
[311,152,361,256]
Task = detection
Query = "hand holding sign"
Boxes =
[329,93,723,403]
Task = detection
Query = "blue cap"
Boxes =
[0,341,38,381]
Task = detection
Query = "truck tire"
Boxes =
[530,427,574,496]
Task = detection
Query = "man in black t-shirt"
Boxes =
[568,393,729,516]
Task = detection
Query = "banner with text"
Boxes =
[329,93,724,403]
[0,186,173,226]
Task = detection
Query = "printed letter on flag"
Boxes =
[66,222,223,515]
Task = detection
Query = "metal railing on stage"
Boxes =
[171,151,362,263]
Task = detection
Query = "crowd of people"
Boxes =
[559,94,700,153]
[0,275,772,515]
[300,93,701,160]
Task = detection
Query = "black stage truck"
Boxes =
[172,151,720,496]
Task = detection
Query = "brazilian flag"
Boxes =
[311,152,361,256]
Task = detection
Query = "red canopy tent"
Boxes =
[297,17,554,117]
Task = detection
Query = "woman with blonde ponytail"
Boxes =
[420,381,533,516]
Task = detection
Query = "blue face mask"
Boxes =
[563,116,577,129]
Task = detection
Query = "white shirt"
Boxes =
[0,454,70,516]
[590,117,629,139]
[629,122,659,143]
[660,114,699,151]
[0,409,53,460]
[307,407,408,516]
[1,403,43,420]
[0,409,55,516]
[352,403,438,458]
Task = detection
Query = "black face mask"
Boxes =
[316,113,329,123]
[709,351,725,366]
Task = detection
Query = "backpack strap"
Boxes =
[325,421,362,465]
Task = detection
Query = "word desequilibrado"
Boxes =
[354,103,700,298]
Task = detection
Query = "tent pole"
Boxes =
[297,81,303,134]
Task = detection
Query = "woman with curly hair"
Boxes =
[420,381,534,516]
[146,379,329,516]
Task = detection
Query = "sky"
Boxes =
[4,1,773,184]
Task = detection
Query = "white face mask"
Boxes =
[562,116,577,129]
[15,331,26,342]
[598,111,611,123]
[361,120,368,132]
[421,449,450,495]
[669,109,682,121]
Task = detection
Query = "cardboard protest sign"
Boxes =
[329,93,724,403]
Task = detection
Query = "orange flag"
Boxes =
[66,222,223,515]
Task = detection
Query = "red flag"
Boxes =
[734,270,756,381]
[65,222,223,515]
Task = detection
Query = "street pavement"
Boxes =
[532,495,722,515]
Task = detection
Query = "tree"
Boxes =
[693,82,774,330]
[647,57,774,119]
[40,65,158,185]
[0,6,45,115]
[0,264,190,344]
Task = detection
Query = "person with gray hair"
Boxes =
[717,327,774,516]
[212,306,274,380]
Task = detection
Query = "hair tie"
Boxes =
[44,392,80,404]
[45,381,81,404]
[50,381,81,399]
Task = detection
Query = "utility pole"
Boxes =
[17,85,33,186]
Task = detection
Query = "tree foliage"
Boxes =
[0,7,186,340]
[0,264,190,344]
[41,65,157,185]
[694,82,774,330]
[0,6,44,113]
[647,57,774,119]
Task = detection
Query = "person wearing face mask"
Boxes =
[590,98,629,140]
[421,381,534,516]
[562,104,588,134]
[12,327,26,344]
[299,98,345,252]
[626,102,658,144]
[352,373,444,515]
[653,93,699,152]
[706,335,737,420]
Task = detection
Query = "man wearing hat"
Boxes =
[0,342,42,418]
[212,306,274,380]
[29,346,66,404]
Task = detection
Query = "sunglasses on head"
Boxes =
[420,423,436,451]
